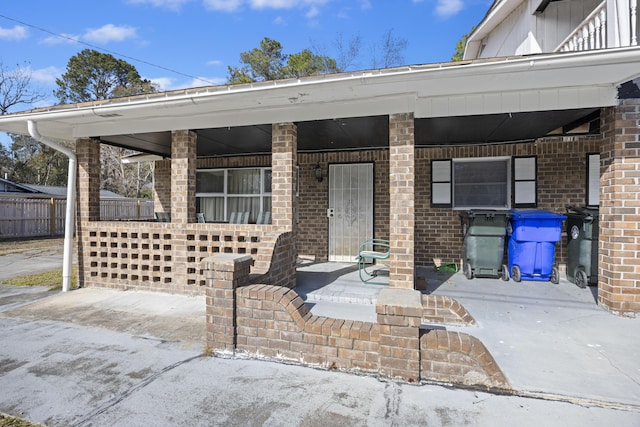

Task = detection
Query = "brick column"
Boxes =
[376,288,422,381]
[76,138,101,288]
[202,254,252,353]
[171,130,196,224]
[271,123,297,232]
[76,138,101,222]
[389,113,415,289]
[599,100,640,316]
[153,159,171,215]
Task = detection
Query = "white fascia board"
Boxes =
[0,47,639,139]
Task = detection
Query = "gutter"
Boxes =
[27,120,76,292]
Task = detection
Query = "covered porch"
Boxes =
[0,48,638,315]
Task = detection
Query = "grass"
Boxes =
[0,238,64,256]
[0,414,40,427]
[1,268,78,290]
[0,238,77,289]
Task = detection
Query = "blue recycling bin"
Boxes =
[508,210,566,283]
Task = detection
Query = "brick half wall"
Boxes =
[203,254,510,390]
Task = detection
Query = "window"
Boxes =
[453,157,510,209]
[196,167,271,223]
[586,153,600,207]
[431,156,537,210]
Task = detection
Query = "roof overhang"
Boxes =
[0,47,638,151]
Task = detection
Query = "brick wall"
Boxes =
[79,221,284,294]
[414,137,600,268]
[185,134,598,270]
[203,254,509,389]
[599,100,640,315]
[297,151,390,261]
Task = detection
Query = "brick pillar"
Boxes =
[599,100,640,316]
[171,130,196,224]
[376,288,422,381]
[76,138,101,288]
[153,159,171,215]
[389,113,415,289]
[76,138,101,222]
[202,254,252,353]
[271,123,297,232]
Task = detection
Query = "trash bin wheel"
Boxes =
[575,269,588,289]
[501,264,509,281]
[463,262,473,280]
[511,265,521,282]
[550,266,560,285]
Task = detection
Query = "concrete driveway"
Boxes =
[0,285,639,426]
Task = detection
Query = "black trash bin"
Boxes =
[461,210,510,280]
[566,206,599,288]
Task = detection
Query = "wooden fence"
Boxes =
[0,195,154,239]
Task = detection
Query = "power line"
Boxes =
[0,13,219,87]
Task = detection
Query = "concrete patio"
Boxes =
[296,261,640,409]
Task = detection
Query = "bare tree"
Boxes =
[0,61,43,115]
[370,29,408,69]
[312,32,363,72]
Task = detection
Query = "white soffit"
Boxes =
[0,47,638,140]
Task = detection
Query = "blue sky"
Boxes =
[1,0,491,109]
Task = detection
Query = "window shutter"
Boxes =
[513,156,536,207]
[431,159,452,207]
[587,153,600,207]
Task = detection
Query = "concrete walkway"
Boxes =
[297,262,640,409]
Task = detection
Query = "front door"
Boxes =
[328,163,374,262]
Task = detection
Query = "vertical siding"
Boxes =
[537,0,602,51]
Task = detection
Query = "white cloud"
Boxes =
[0,25,28,40]
[305,5,320,18]
[204,0,330,14]
[83,24,138,43]
[435,0,463,17]
[359,0,371,10]
[203,0,244,11]
[153,76,226,91]
[207,59,223,65]
[41,33,80,45]
[127,0,191,10]
[30,66,63,84]
[273,16,287,25]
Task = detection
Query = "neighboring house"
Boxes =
[0,0,638,385]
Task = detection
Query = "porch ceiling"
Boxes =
[100,107,599,157]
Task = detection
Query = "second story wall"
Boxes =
[471,0,612,59]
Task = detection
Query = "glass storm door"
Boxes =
[328,163,374,262]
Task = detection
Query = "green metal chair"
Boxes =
[355,238,390,285]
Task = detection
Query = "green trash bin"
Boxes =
[566,206,599,288]
[461,210,510,280]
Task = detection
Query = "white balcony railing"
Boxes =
[556,0,637,52]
